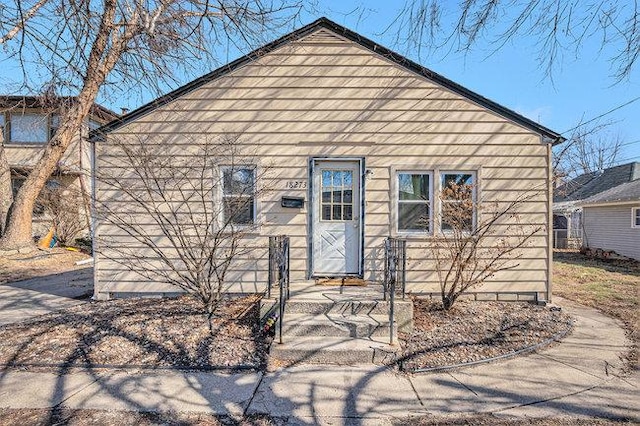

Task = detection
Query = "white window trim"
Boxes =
[438,170,478,234]
[632,207,640,228]
[392,168,434,237]
[217,164,259,230]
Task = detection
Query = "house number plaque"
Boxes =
[285,181,307,189]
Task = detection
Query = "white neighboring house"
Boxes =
[553,162,640,249]
[579,179,640,260]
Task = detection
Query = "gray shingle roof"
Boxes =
[554,162,640,203]
[580,179,640,205]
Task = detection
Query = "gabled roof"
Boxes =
[580,179,640,206]
[92,17,564,143]
[0,95,119,123]
[554,162,640,204]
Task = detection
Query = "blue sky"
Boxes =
[1,1,638,164]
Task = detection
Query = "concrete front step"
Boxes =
[281,312,395,338]
[269,336,400,364]
[285,298,390,315]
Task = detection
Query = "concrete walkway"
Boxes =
[0,268,93,326]
[0,296,637,424]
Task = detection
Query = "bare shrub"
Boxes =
[431,181,543,310]
[95,134,271,332]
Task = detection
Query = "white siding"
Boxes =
[583,204,640,260]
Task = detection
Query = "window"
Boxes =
[321,169,354,221]
[633,207,640,228]
[10,113,49,143]
[0,114,5,141]
[440,171,475,232]
[397,172,432,233]
[221,166,255,226]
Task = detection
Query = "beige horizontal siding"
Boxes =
[94,27,551,298]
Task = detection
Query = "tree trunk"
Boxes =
[0,0,119,251]
[0,103,90,250]
[0,132,12,237]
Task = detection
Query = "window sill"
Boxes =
[5,142,48,146]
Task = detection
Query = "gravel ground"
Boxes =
[0,295,268,370]
[400,299,573,371]
[0,409,632,426]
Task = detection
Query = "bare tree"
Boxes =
[554,127,623,179]
[0,130,11,236]
[388,1,640,81]
[39,182,87,246]
[96,134,270,332]
[0,0,302,250]
[431,180,542,310]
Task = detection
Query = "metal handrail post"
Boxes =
[389,257,396,346]
[401,239,407,299]
[267,236,274,299]
[278,271,284,344]
[285,236,290,300]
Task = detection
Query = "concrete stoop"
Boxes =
[264,283,413,365]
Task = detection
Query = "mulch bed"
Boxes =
[0,295,268,370]
[0,408,632,426]
[400,299,573,371]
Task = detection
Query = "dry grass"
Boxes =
[553,250,639,366]
[0,248,89,285]
[396,414,636,425]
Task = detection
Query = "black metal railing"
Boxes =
[268,235,290,344]
[384,237,407,345]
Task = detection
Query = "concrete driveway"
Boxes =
[0,267,93,326]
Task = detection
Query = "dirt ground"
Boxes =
[0,294,268,370]
[0,248,90,285]
[401,299,572,371]
[0,408,634,426]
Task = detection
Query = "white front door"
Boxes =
[312,160,361,276]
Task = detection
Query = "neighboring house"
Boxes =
[91,18,563,302]
[579,179,640,260]
[1,96,117,238]
[553,162,640,248]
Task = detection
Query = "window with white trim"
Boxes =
[0,114,5,141]
[221,166,256,226]
[633,207,640,228]
[396,172,432,233]
[440,171,476,232]
[9,113,49,143]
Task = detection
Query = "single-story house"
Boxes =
[91,18,564,302]
[579,179,640,260]
[553,162,640,249]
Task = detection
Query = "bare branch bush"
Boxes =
[431,182,543,310]
[96,133,270,333]
[39,182,86,246]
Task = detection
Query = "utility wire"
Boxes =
[560,96,640,136]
